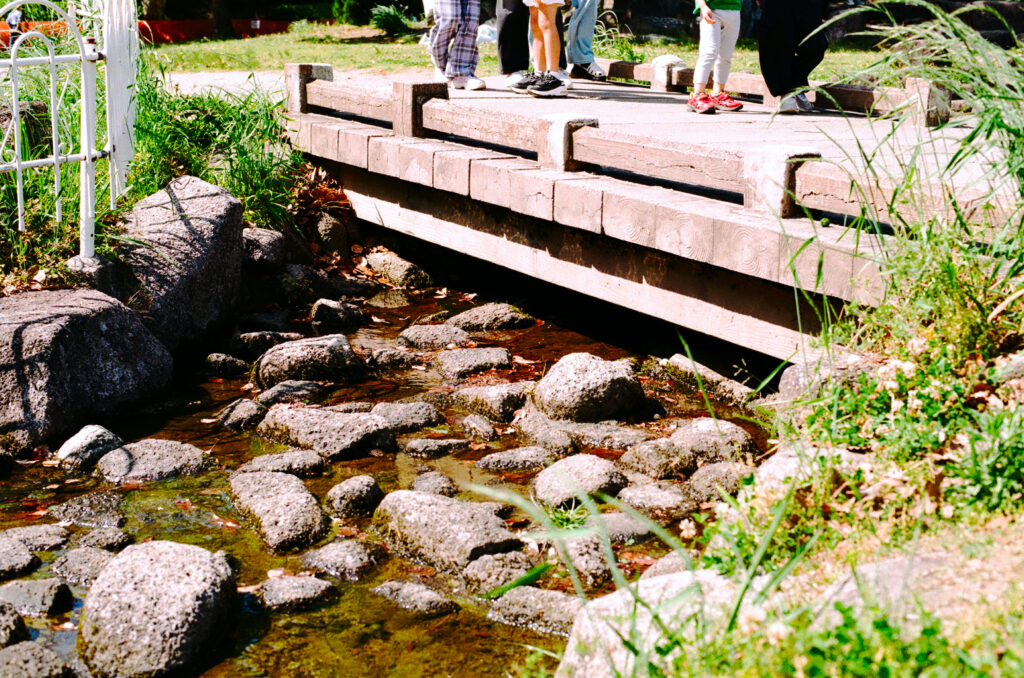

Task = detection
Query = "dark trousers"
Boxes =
[757,0,827,97]
[495,0,566,75]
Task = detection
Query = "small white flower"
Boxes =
[765,620,792,646]
[737,605,767,635]
[678,519,697,540]
[884,379,899,392]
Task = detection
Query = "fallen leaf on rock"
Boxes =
[470,442,488,451]
[237,584,260,593]
[52,621,74,631]
[336,526,365,538]
[200,418,219,425]
[267,568,292,579]
[350,244,363,254]
[27,508,47,517]
[463,293,478,300]
[411,365,427,371]
[44,484,60,490]
[512,356,538,365]
[371,316,387,323]
[63,478,83,485]
[210,513,240,529]
[41,459,59,467]
[208,378,224,384]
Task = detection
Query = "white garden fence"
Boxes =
[0,0,137,260]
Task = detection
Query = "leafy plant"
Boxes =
[546,503,589,530]
[370,5,412,37]
[947,406,1024,512]
[333,0,372,26]
[593,13,644,63]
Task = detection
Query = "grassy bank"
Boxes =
[145,20,877,81]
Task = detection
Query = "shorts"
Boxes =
[522,0,563,6]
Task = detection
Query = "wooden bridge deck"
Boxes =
[285,64,1008,361]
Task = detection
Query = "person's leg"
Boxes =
[791,0,827,89]
[692,11,719,95]
[529,6,547,72]
[429,0,462,76]
[712,10,741,93]
[496,0,531,74]
[448,0,480,76]
[757,0,797,98]
[565,0,598,65]
[555,6,567,70]
[537,3,561,72]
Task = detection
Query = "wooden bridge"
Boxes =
[285,62,998,361]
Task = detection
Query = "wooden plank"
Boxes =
[421,99,537,153]
[340,165,826,362]
[305,80,393,123]
[433,148,514,196]
[573,126,744,194]
[469,156,538,209]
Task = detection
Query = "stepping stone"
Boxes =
[325,476,384,518]
[0,642,68,678]
[0,579,72,616]
[533,455,628,507]
[301,540,381,582]
[403,438,470,459]
[0,525,68,551]
[258,575,335,611]
[96,439,207,483]
[70,528,132,552]
[446,302,533,331]
[410,471,458,497]
[255,380,326,407]
[216,399,267,431]
[0,601,28,648]
[476,446,556,472]
[370,401,444,433]
[486,587,583,637]
[235,449,325,477]
[372,580,457,617]
[51,547,115,587]
[397,324,472,349]
[453,382,533,422]
[48,491,124,528]
[258,408,396,460]
[230,472,327,551]
[433,348,511,379]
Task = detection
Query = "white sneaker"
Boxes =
[504,70,529,88]
[457,75,486,91]
[553,69,573,90]
[777,96,800,114]
[434,67,448,83]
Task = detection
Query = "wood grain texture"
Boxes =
[422,99,537,152]
[306,80,393,123]
[433,148,514,196]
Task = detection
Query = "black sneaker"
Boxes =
[509,71,541,94]
[570,62,607,81]
[527,73,567,98]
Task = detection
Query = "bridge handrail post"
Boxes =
[285,63,333,114]
[392,81,448,137]
[537,114,598,172]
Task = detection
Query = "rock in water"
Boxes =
[258,575,334,611]
[533,455,628,507]
[231,331,304,361]
[310,299,364,332]
[410,471,458,496]
[256,335,366,388]
[476,446,557,472]
[95,439,207,483]
[55,425,123,472]
[0,289,173,456]
[0,525,68,551]
[255,380,326,407]
[258,407,396,459]
[619,438,697,480]
[48,491,124,528]
[235,449,325,477]
[121,176,243,353]
[216,399,267,431]
[365,251,432,288]
[487,587,583,637]
[243,227,286,270]
[370,401,444,433]
[203,353,249,376]
[669,418,756,464]
[396,324,472,349]
[301,540,382,582]
[51,547,115,587]
[531,353,646,422]
[686,462,751,504]
[70,528,133,552]
[0,579,72,616]
[372,581,458,617]
[326,476,385,518]
[375,491,522,573]
[453,382,533,422]
[403,438,470,459]
[446,302,534,331]
[462,551,534,594]
[0,601,28,648]
[0,642,69,678]
[78,541,235,677]
[230,472,327,551]
[433,348,512,379]
[0,541,37,581]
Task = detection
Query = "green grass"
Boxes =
[144,21,878,81]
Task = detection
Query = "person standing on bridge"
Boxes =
[430,0,487,90]
[756,0,827,113]
[688,0,744,114]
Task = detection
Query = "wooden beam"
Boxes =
[305,80,393,124]
[421,99,538,152]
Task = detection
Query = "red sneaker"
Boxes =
[711,91,743,111]
[687,92,716,114]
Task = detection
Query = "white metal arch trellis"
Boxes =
[0,0,137,261]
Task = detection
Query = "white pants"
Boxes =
[694,9,741,88]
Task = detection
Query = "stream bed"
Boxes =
[0,233,768,677]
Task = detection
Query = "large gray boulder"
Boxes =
[532,353,646,422]
[0,541,37,581]
[78,541,235,677]
[365,251,432,288]
[230,471,327,551]
[95,439,207,483]
[256,335,366,388]
[121,176,243,353]
[375,491,522,572]
[533,455,628,507]
[557,570,736,677]
[257,407,395,459]
[453,382,533,422]
[0,289,172,456]
[446,302,534,331]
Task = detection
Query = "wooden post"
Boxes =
[392,82,449,137]
[743,147,821,217]
[536,113,598,171]
[285,63,333,114]
[651,55,685,93]
[905,77,950,127]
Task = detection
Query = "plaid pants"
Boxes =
[429,0,479,77]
